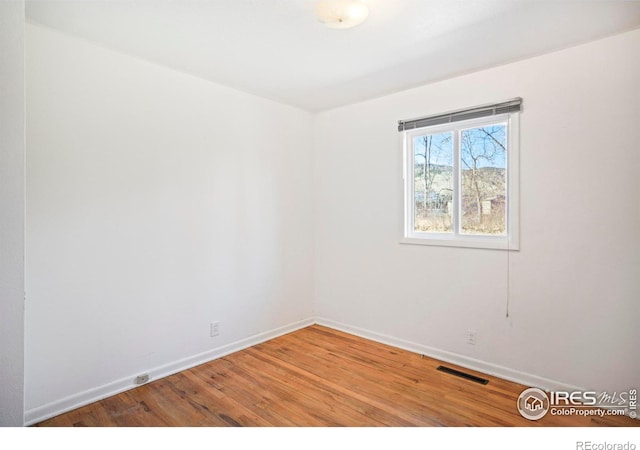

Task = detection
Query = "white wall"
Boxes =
[0,0,26,427]
[25,23,314,420]
[314,29,640,393]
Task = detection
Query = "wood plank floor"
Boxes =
[35,325,638,427]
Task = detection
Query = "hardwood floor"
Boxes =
[35,325,638,427]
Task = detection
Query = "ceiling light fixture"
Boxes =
[315,0,369,30]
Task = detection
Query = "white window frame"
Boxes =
[401,112,520,250]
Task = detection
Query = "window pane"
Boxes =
[413,132,453,233]
[460,124,507,235]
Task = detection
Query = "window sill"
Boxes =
[400,236,519,251]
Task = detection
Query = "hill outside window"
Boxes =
[399,99,521,250]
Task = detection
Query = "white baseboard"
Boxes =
[24,317,314,426]
[314,317,583,394]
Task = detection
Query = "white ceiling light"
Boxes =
[315,0,369,29]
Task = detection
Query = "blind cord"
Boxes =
[506,243,510,318]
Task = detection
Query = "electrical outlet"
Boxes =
[466,330,477,345]
[135,373,149,385]
[210,321,220,337]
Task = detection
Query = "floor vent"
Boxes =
[436,365,489,385]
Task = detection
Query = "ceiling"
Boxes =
[26,0,640,112]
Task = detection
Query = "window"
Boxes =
[400,99,521,250]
